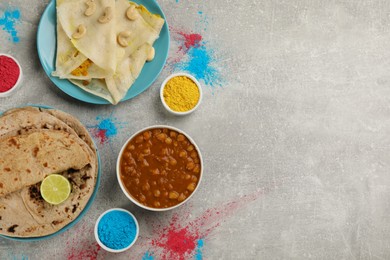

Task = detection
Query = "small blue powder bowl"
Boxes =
[94,208,139,253]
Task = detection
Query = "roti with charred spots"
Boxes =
[0,107,98,238]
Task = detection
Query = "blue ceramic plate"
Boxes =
[37,0,170,104]
[0,105,101,241]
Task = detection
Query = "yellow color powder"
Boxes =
[163,76,200,112]
[71,59,92,77]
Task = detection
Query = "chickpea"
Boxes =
[128,145,135,150]
[151,168,160,175]
[143,148,151,155]
[185,174,191,180]
[142,182,150,191]
[165,137,172,144]
[191,175,198,182]
[135,135,144,143]
[169,191,179,199]
[157,133,167,141]
[143,159,149,167]
[143,131,151,140]
[124,151,132,159]
[187,145,194,152]
[170,131,177,138]
[154,190,161,197]
[194,158,200,164]
[173,141,178,147]
[154,201,161,207]
[177,134,185,142]
[128,157,136,165]
[179,150,187,158]
[178,193,186,202]
[169,157,177,166]
[161,148,168,155]
[137,154,144,162]
[139,194,146,202]
[193,165,200,173]
[187,182,196,191]
[190,151,197,159]
[186,162,195,170]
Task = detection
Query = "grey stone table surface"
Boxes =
[1,0,390,259]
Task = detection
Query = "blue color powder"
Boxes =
[98,210,137,250]
[177,46,221,87]
[142,252,154,260]
[194,239,204,260]
[0,9,21,43]
[97,117,117,137]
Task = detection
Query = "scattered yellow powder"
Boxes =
[71,59,92,77]
[163,76,200,112]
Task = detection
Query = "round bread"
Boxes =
[0,107,98,237]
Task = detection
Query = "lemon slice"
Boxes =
[40,174,71,205]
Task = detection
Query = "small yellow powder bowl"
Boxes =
[160,73,202,115]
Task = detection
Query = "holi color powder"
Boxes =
[177,46,221,87]
[142,251,155,260]
[88,115,124,145]
[0,8,21,43]
[143,190,266,259]
[195,239,204,260]
[168,28,223,88]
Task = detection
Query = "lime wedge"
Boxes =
[40,174,71,205]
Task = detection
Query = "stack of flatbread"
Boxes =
[0,107,98,237]
[52,0,165,104]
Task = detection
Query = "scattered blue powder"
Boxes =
[97,117,117,137]
[0,8,21,43]
[176,46,221,87]
[194,239,204,260]
[142,252,155,260]
[98,210,137,250]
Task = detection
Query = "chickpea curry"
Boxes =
[119,128,201,208]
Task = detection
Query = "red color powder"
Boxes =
[91,129,108,144]
[0,55,20,92]
[177,32,202,53]
[178,32,202,51]
[152,215,200,260]
[148,189,269,259]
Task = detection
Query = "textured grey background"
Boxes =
[2,0,390,259]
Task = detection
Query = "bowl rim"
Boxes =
[116,125,203,212]
[160,72,203,116]
[94,208,139,253]
[0,53,23,97]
